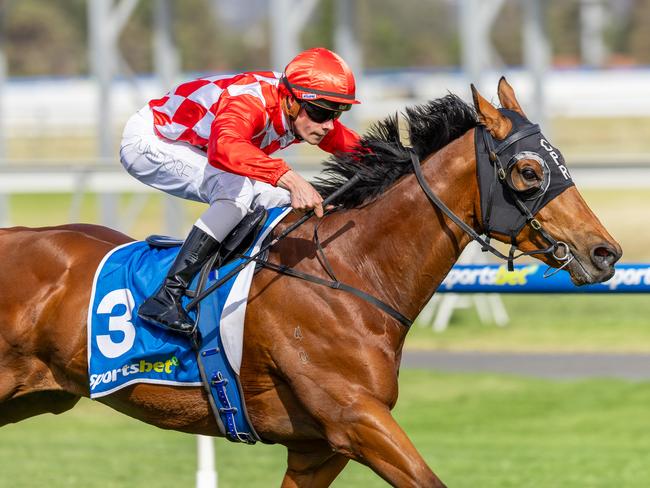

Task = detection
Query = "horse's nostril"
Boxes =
[591,244,620,269]
[594,247,611,258]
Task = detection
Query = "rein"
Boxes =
[249,204,413,327]
[252,256,413,328]
[185,174,413,328]
[186,174,363,310]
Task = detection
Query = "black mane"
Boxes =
[313,94,478,208]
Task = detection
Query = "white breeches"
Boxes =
[119,105,290,241]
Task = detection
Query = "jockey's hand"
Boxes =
[277,170,325,218]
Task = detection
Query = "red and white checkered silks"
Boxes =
[149,72,278,147]
[148,71,359,185]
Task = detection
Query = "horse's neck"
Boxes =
[351,130,478,323]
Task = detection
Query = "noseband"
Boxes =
[409,110,575,275]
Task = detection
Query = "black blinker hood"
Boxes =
[475,109,575,238]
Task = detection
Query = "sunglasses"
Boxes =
[301,102,342,123]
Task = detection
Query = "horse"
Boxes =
[0,78,621,487]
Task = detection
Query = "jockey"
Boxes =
[119,47,361,335]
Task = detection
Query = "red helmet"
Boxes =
[282,47,360,111]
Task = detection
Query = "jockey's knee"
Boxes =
[119,139,140,174]
[198,199,252,241]
[254,184,291,209]
[214,199,252,219]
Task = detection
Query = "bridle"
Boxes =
[409,113,575,276]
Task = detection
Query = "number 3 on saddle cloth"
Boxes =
[87,206,291,444]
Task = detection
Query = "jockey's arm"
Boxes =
[276,120,358,217]
[276,169,325,217]
[208,95,291,186]
[209,95,324,216]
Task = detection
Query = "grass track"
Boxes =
[410,294,650,352]
[2,371,650,487]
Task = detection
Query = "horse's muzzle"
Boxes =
[566,241,621,285]
[590,242,622,274]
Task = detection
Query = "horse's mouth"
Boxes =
[566,253,615,286]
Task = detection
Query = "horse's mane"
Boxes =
[313,94,478,208]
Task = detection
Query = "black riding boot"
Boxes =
[138,226,220,335]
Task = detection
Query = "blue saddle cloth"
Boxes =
[88,242,202,396]
[88,206,290,443]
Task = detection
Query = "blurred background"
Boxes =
[2,1,650,487]
[0,0,648,243]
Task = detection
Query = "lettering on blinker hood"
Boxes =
[475,109,575,237]
[540,138,571,181]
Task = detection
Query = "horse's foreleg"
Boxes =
[280,442,349,488]
[326,399,446,488]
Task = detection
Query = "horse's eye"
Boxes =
[522,168,538,182]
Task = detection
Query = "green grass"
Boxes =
[2,371,650,487]
[410,294,650,352]
[578,188,650,261]
[6,188,650,257]
[6,187,650,257]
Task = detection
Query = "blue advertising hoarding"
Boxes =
[437,263,650,293]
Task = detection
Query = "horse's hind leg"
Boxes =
[0,359,80,426]
[0,390,80,426]
[0,343,82,426]
[281,442,349,488]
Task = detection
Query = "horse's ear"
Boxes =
[497,76,526,117]
[471,83,512,140]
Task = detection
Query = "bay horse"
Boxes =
[0,78,620,487]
